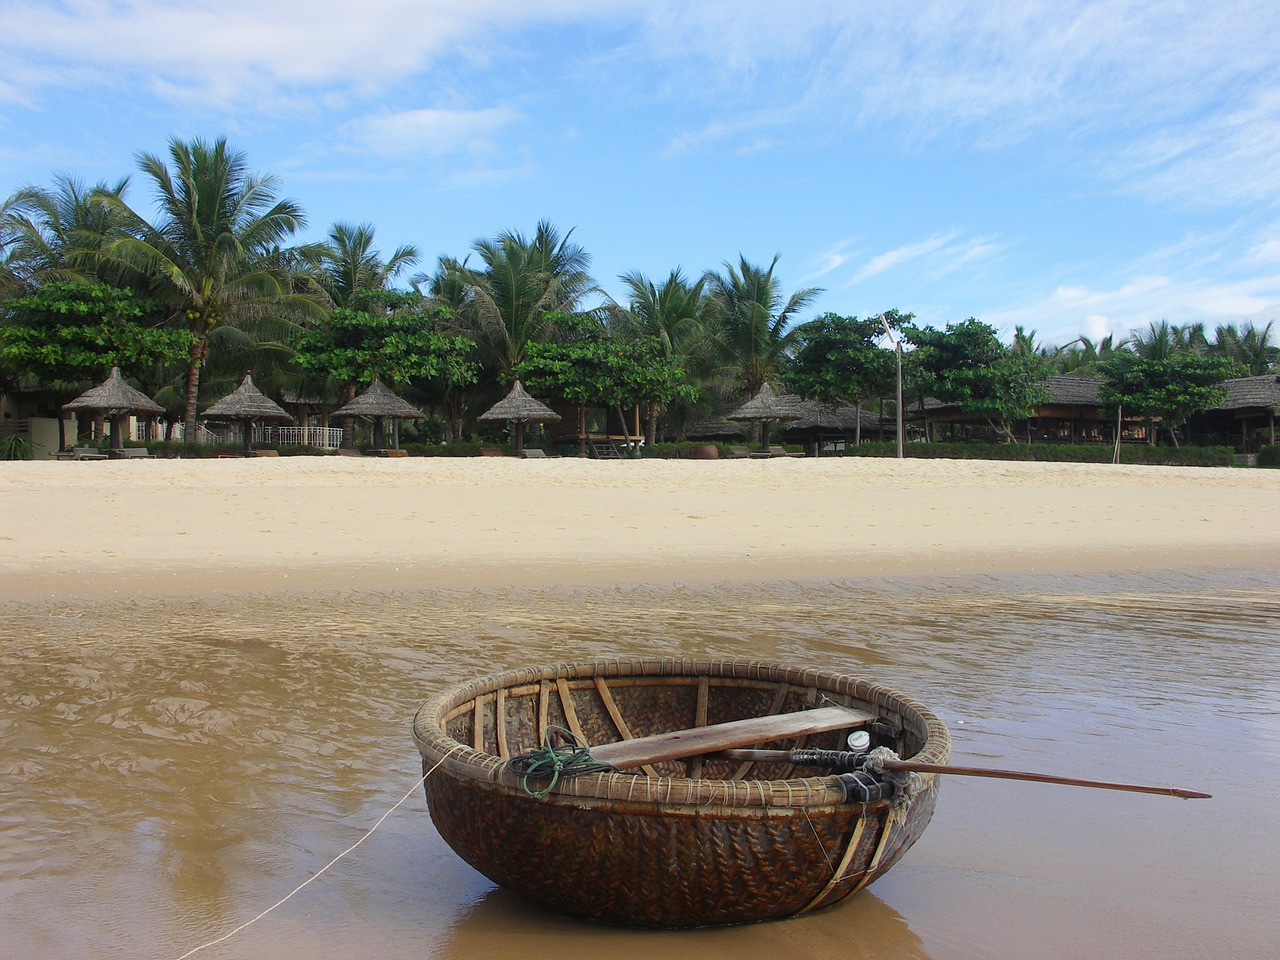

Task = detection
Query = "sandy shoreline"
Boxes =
[2,457,1277,602]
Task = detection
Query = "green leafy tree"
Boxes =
[1099,352,1240,447]
[294,304,479,443]
[92,136,321,440]
[705,255,821,396]
[517,326,693,452]
[785,312,897,442]
[906,318,1049,441]
[294,305,478,388]
[0,281,193,448]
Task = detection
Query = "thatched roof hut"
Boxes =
[478,380,561,454]
[330,379,424,451]
[63,367,164,451]
[726,383,803,452]
[201,374,293,455]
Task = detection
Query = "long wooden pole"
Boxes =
[714,749,1211,799]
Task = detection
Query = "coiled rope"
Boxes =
[862,745,924,813]
[506,725,617,797]
[169,743,461,960]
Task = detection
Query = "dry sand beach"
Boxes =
[2,457,1278,960]
[2,456,1278,601]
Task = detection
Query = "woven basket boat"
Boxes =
[412,658,950,928]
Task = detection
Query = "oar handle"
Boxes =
[713,749,1212,799]
[878,759,1212,800]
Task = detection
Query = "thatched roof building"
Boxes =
[62,367,164,451]
[202,374,292,423]
[201,374,293,454]
[331,379,424,451]
[478,380,561,454]
[63,367,163,417]
[331,379,425,421]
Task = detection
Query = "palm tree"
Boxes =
[432,220,595,381]
[1130,320,1179,361]
[2,174,131,288]
[611,268,710,358]
[311,221,419,308]
[705,255,821,396]
[0,191,23,299]
[608,268,715,441]
[1212,321,1278,375]
[93,136,320,439]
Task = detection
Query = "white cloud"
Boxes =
[806,240,857,280]
[0,0,627,109]
[339,106,523,157]
[986,271,1280,347]
[847,229,965,285]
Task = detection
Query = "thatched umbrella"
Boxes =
[330,378,424,451]
[726,382,803,453]
[477,380,561,454]
[62,366,164,453]
[201,374,293,456]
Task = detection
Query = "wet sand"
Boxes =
[1,459,1278,959]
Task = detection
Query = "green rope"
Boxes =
[506,725,617,797]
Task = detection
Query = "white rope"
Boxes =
[170,746,460,960]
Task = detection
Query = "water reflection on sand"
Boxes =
[1,568,1277,960]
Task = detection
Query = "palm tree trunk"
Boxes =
[182,334,206,443]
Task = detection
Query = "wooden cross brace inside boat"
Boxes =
[586,704,876,770]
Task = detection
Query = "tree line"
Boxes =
[2,136,1276,449]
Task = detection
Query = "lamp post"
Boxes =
[877,314,904,459]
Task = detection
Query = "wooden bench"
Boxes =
[254,449,279,458]
[479,447,504,457]
[367,448,409,457]
[587,705,874,771]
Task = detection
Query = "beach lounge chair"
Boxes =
[728,445,752,458]
[521,448,549,459]
[110,447,155,459]
[55,446,108,461]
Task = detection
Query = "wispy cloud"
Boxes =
[338,106,523,157]
[805,240,858,280]
[845,229,973,286]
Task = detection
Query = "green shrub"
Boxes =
[0,435,34,461]
[839,441,1234,467]
[1258,445,1280,468]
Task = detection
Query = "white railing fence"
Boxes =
[259,425,344,449]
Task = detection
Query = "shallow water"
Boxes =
[1,569,1277,960]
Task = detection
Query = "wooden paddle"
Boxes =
[714,748,1213,799]
[587,705,875,770]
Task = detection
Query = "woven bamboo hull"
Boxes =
[412,659,950,928]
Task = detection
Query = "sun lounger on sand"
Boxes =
[55,446,109,461]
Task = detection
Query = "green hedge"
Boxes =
[840,441,1235,467]
[1258,445,1280,467]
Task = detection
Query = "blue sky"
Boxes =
[4,1,1280,349]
